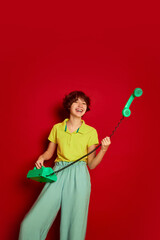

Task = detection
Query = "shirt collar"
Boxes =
[62,118,86,134]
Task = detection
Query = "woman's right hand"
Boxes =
[35,155,45,169]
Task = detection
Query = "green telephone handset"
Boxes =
[122,88,143,117]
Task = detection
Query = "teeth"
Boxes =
[76,109,83,112]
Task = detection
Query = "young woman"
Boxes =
[19,91,111,240]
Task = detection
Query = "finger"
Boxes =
[101,140,108,146]
[105,137,110,140]
[35,162,41,169]
[102,138,110,145]
[103,138,108,142]
[105,137,109,141]
[105,139,110,144]
[101,139,106,144]
[35,163,39,169]
[35,163,38,169]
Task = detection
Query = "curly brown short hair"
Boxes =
[63,91,91,113]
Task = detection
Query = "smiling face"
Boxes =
[69,98,87,118]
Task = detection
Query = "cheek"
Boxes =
[70,104,76,112]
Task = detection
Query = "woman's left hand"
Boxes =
[101,137,111,152]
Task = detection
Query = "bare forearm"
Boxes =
[88,136,111,170]
[40,150,53,161]
[88,149,107,169]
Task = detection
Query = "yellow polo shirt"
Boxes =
[48,118,99,163]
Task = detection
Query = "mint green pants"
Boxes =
[19,161,91,240]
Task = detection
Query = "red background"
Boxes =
[1,1,160,239]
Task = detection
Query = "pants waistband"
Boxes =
[54,161,87,166]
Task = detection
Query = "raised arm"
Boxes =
[87,137,111,169]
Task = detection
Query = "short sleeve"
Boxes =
[88,129,99,147]
[48,125,57,144]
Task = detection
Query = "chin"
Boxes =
[72,113,84,118]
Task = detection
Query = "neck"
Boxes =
[67,115,82,127]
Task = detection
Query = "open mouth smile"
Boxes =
[75,108,83,113]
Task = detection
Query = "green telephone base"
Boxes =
[27,166,57,183]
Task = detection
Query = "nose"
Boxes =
[78,102,83,108]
